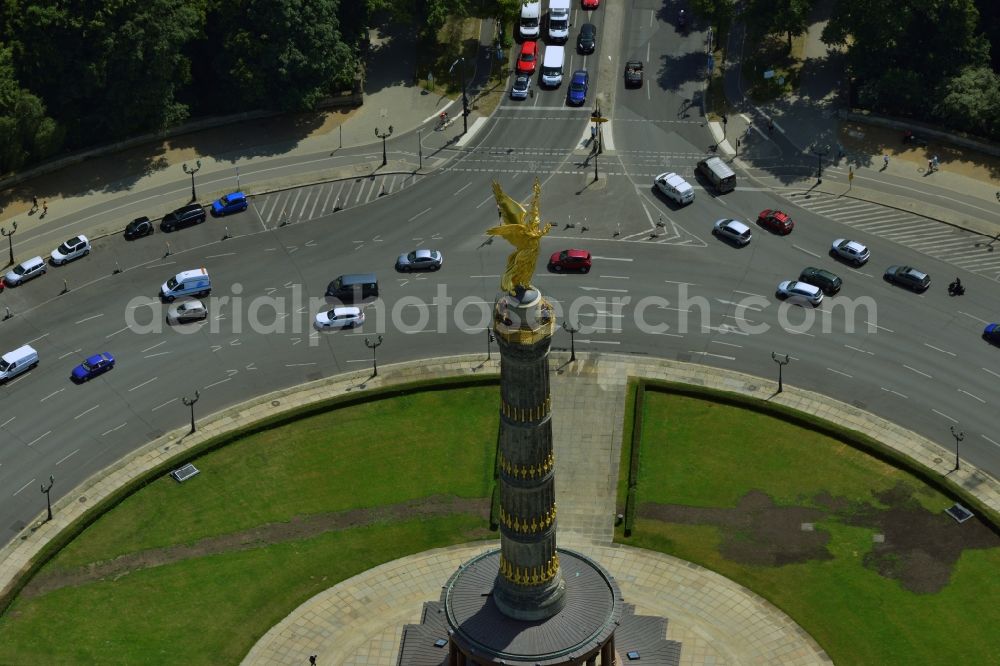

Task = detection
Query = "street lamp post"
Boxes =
[486,328,495,360]
[950,425,965,471]
[771,352,790,393]
[449,57,469,134]
[182,390,200,434]
[182,161,202,203]
[417,128,423,170]
[563,321,579,362]
[375,125,394,167]
[41,475,54,522]
[365,335,383,376]
[812,145,830,182]
[1,220,17,266]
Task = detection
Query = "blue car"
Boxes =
[72,352,115,383]
[985,323,1000,346]
[211,191,248,216]
[567,69,588,106]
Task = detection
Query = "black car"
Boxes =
[624,60,643,88]
[577,23,596,54]
[798,266,842,295]
[884,265,930,292]
[160,204,206,232]
[124,216,154,240]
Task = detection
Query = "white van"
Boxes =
[0,345,39,384]
[654,172,695,205]
[519,1,541,39]
[548,0,571,42]
[540,45,565,87]
[160,267,212,302]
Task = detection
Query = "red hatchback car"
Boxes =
[549,249,592,273]
[582,0,600,9]
[516,41,538,74]
[756,209,794,235]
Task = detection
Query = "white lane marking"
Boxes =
[145,261,176,269]
[144,351,170,359]
[733,290,766,298]
[983,434,1000,448]
[715,299,764,311]
[880,387,908,399]
[958,311,990,325]
[205,252,237,259]
[106,325,130,338]
[958,388,986,404]
[903,365,932,379]
[665,280,698,286]
[591,256,633,261]
[56,449,80,465]
[827,368,853,378]
[14,479,35,496]
[932,408,958,423]
[203,377,231,390]
[864,320,893,333]
[794,245,821,258]
[453,182,472,196]
[127,300,156,310]
[577,339,620,345]
[599,275,630,279]
[345,358,371,363]
[710,340,743,348]
[650,331,684,337]
[152,398,178,412]
[475,195,494,209]
[27,333,49,344]
[408,207,432,222]
[141,341,167,353]
[470,274,501,278]
[923,343,956,357]
[844,345,874,355]
[579,286,629,293]
[74,405,100,419]
[74,314,104,324]
[40,389,65,402]
[708,324,750,336]
[689,351,736,360]
[58,348,82,360]
[102,422,128,436]
[128,377,158,392]
[0,416,14,428]
[983,367,1000,379]
[285,362,318,367]
[786,329,815,337]
[27,431,51,446]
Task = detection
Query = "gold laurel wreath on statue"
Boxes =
[486,179,553,295]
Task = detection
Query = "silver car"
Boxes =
[776,280,824,306]
[315,306,364,329]
[830,238,870,266]
[712,219,752,246]
[510,74,531,100]
[50,235,91,266]
[167,299,208,324]
[396,248,443,272]
[4,256,46,286]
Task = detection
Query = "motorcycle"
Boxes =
[948,280,965,296]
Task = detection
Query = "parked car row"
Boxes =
[512,1,599,101]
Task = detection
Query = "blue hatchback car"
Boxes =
[72,352,115,383]
[211,191,248,216]
[567,70,588,106]
[985,323,1000,346]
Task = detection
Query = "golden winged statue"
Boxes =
[487,179,553,295]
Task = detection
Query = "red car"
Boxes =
[582,0,600,9]
[516,41,538,75]
[756,209,794,235]
[549,249,592,273]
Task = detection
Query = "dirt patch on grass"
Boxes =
[640,485,999,592]
[21,495,489,599]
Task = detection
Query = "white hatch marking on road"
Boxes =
[651,331,684,337]
[14,479,35,496]
[903,365,932,379]
[786,329,815,337]
[152,398,178,412]
[142,341,167,353]
[128,377,158,392]
[983,434,1000,448]
[958,311,990,325]
[844,345,874,355]
[923,342,956,357]
[56,449,80,465]
[958,389,986,404]
[102,423,127,436]
[599,275,630,279]
[689,351,736,360]
[793,245,821,258]
[74,405,100,420]
[710,340,743,348]
[74,314,104,324]
[27,431,51,446]
[865,320,893,333]
[664,280,697,286]
[226,369,239,377]
[591,256,633,261]
[733,290,766,299]
[58,348,82,360]
[408,207,432,222]
[285,362,318,367]
[579,286,629,293]
[40,389,64,402]
[931,408,958,423]
[245,363,257,371]
[0,417,14,428]
[708,324,750,336]
[144,351,170,359]
[203,377,232,390]
[26,333,49,344]
[106,326,130,338]
[827,368,853,378]
[880,387,908,399]
[205,252,237,259]
[983,367,1000,379]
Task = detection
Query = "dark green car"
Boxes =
[799,267,842,295]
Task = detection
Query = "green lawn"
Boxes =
[0,386,499,664]
[620,390,1000,665]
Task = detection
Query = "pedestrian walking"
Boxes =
[767,119,774,134]
[31,195,38,212]
[882,154,889,170]
[309,656,317,665]
[42,201,48,217]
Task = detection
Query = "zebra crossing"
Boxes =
[787,191,1000,281]
[252,173,426,226]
